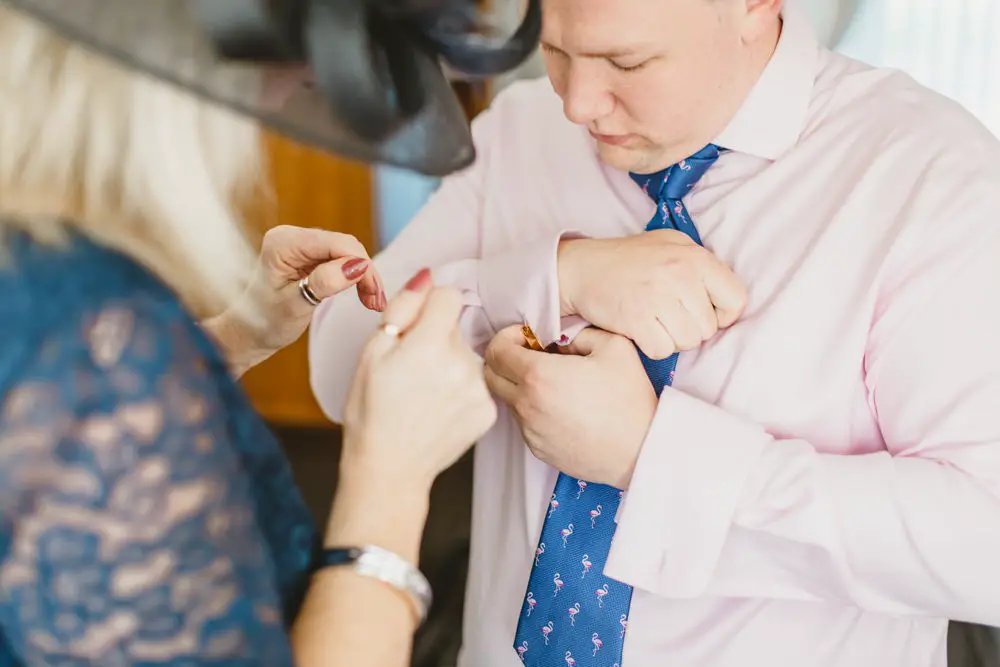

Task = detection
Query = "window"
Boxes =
[835,0,1000,136]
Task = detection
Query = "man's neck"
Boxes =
[735,17,783,110]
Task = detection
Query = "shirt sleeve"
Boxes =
[606,178,1000,627]
[309,95,585,424]
[0,297,296,666]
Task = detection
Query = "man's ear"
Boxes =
[741,0,784,43]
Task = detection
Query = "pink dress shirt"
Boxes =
[309,6,1000,666]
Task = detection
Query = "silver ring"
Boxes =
[298,276,322,307]
[378,322,402,338]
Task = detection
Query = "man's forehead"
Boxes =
[539,39,660,59]
[541,0,683,53]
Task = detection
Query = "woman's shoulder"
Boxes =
[1,228,189,326]
[0,229,222,386]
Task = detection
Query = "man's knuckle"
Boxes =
[521,365,541,393]
[608,335,634,355]
[483,342,500,369]
[512,392,534,418]
[675,337,698,351]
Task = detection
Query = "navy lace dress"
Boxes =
[0,229,320,666]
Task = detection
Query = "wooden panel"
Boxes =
[240,131,375,427]
[241,79,490,427]
[453,80,492,119]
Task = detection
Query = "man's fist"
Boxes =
[557,229,748,359]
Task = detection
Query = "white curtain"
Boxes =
[836,0,1000,136]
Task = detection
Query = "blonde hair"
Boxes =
[0,5,265,317]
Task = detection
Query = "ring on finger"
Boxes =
[378,321,402,338]
[298,276,322,307]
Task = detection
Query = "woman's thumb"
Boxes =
[304,256,370,301]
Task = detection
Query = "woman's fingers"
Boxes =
[304,256,370,301]
[360,268,434,364]
[405,285,463,345]
[265,225,370,263]
[262,225,385,311]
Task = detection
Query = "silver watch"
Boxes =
[319,545,433,623]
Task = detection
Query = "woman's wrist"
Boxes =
[200,309,273,377]
[325,450,433,564]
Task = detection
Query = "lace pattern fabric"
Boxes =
[0,232,318,666]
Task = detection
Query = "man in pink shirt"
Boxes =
[308,0,1000,665]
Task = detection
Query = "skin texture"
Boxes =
[541,0,782,173]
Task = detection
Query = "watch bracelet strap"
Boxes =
[318,545,433,624]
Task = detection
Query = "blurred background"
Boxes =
[238,0,1000,664]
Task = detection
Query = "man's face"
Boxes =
[541,0,778,173]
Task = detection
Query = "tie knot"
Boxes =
[630,144,724,203]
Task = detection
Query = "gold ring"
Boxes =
[521,324,544,352]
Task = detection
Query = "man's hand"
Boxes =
[557,230,748,360]
[484,325,657,489]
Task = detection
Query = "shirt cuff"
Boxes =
[604,387,772,597]
[477,231,588,348]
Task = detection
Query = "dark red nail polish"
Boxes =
[342,257,369,280]
[404,268,432,291]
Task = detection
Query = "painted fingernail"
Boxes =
[404,268,432,291]
[342,257,369,280]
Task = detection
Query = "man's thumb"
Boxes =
[560,326,615,356]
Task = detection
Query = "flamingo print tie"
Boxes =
[513,144,724,667]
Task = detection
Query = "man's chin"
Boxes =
[595,143,652,173]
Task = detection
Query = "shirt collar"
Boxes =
[713,3,820,160]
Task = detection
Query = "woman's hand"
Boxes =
[204,225,385,375]
[311,269,496,664]
[339,269,498,498]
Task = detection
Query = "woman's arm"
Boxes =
[293,279,496,667]
[201,308,271,377]
[292,459,431,667]
[0,280,491,667]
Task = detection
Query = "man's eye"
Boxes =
[610,59,648,73]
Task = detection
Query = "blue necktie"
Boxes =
[513,144,724,667]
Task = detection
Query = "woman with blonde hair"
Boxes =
[0,0,538,664]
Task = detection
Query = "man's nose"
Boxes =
[561,63,614,126]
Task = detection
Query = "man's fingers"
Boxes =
[628,317,677,360]
[485,325,544,382]
[484,366,518,405]
[656,301,703,352]
[701,261,749,329]
[679,284,720,342]
[561,327,620,357]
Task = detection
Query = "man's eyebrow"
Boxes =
[540,40,646,59]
